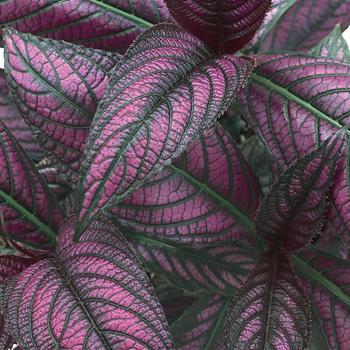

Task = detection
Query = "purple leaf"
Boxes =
[260,0,350,51]
[0,121,63,247]
[255,131,344,252]
[165,0,272,53]
[0,70,42,159]
[1,216,173,349]
[4,28,120,183]
[77,23,253,236]
[171,294,229,349]
[0,315,16,350]
[110,124,260,244]
[299,251,350,349]
[132,235,255,295]
[239,53,350,244]
[224,251,311,349]
[0,0,172,53]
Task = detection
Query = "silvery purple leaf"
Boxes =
[165,0,272,53]
[255,131,344,252]
[0,0,172,53]
[4,28,120,184]
[300,251,350,349]
[171,294,229,349]
[110,124,260,244]
[0,70,41,159]
[224,251,311,349]
[77,24,253,237]
[239,53,350,245]
[260,0,350,51]
[0,121,63,247]
[1,216,174,350]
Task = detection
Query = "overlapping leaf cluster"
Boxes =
[0,1,350,349]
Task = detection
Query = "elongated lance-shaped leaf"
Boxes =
[224,251,311,349]
[76,23,253,237]
[255,131,344,252]
[171,294,230,350]
[109,124,260,245]
[310,24,350,62]
[298,251,350,350]
[165,0,272,53]
[1,217,174,350]
[0,70,41,159]
[0,0,172,53]
[130,233,256,296]
[260,0,350,52]
[4,28,120,184]
[0,121,62,247]
[239,53,350,245]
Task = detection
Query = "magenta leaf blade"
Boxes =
[0,0,172,53]
[224,251,311,349]
[0,121,62,247]
[1,217,173,349]
[255,131,344,252]
[165,0,272,53]
[4,28,120,184]
[77,24,253,236]
[110,124,260,244]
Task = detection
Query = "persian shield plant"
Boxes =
[1,0,350,349]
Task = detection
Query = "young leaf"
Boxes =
[130,233,255,296]
[110,124,260,244]
[224,251,311,349]
[4,28,120,183]
[310,24,350,62]
[165,0,272,53]
[255,132,344,252]
[0,0,171,53]
[297,251,350,349]
[0,70,41,159]
[260,0,350,51]
[1,217,173,350]
[0,121,62,247]
[239,54,350,244]
[77,23,253,237]
[171,294,230,350]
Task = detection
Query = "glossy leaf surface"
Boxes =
[77,24,253,236]
[0,70,41,159]
[110,125,260,244]
[0,121,62,247]
[239,54,350,244]
[4,29,120,183]
[165,0,272,53]
[1,217,173,349]
[255,132,344,252]
[0,0,171,53]
[224,252,311,349]
[171,294,229,350]
[261,0,350,51]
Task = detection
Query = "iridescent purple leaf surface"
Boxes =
[77,24,253,236]
[1,217,173,349]
[224,251,311,349]
[299,251,350,350]
[260,0,350,51]
[0,0,172,53]
[0,70,41,159]
[110,124,260,244]
[132,235,255,295]
[0,121,62,247]
[255,132,344,252]
[239,54,350,244]
[165,0,272,53]
[4,28,120,183]
[171,294,229,350]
